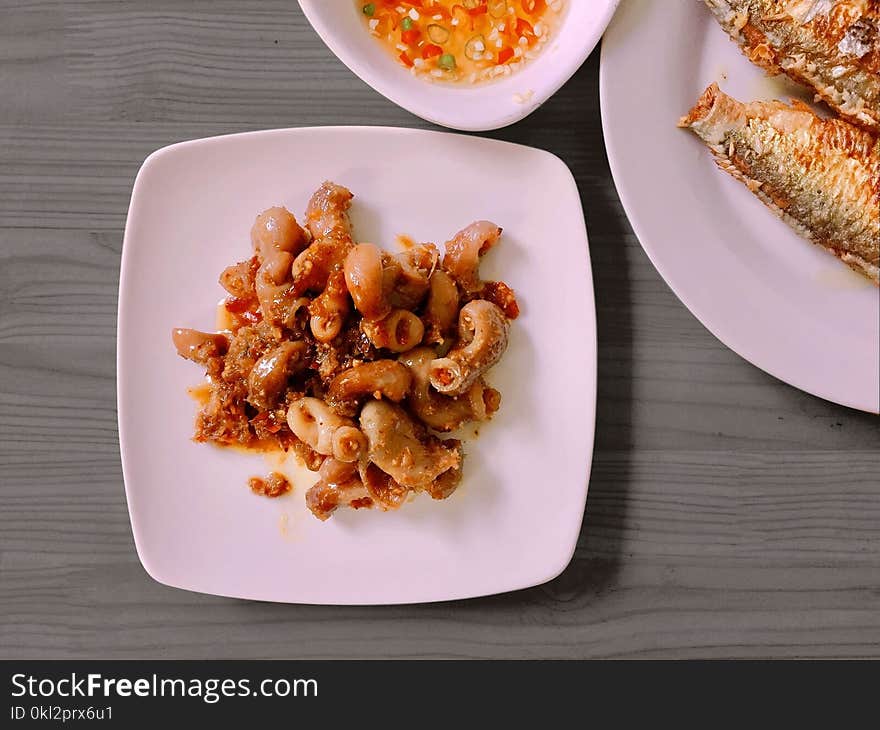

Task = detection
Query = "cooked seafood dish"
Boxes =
[172,181,519,521]
[358,0,565,84]
[703,0,880,133]
[680,83,880,283]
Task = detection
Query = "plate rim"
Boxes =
[117,124,598,604]
[598,5,880,415]
[297,0,621,132]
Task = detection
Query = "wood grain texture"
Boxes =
[0,0,878,659]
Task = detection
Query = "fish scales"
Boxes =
[704,0,880,132]
[680,83,880,283]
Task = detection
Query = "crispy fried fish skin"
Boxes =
[679,83,880,283]
[704,0,880,133]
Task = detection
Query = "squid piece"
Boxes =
[327,360,413,417]
[305,458,410,520]
[290,241,342,297]
[344,242,438,321]
[251,206,310,282]
[442,220,502,294]
[172,328,229,364]
[252,206,310,258]
[246,341,308,410]
[331,426,368,463]
[319,457,359,486]
[286,397,357,456]
[309,269,351,343]
[304,180,355,243]
[479,279,520,320]
[291,182,355,296]
[358,461,412,510]
[359,401,462,491]
[429,300,510,397]
[219,256,259,299]
[248,207,311,327]
[361,309,425,353]
[306,477,373,521]
[422,270,460,345]
[388,244,438,310]
[400,347,500,432]
[254,274,297,327]
[425,460,462,501]
[344,243,390,321]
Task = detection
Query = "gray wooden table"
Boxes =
[2,0,879,659]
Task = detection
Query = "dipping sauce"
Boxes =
[358,0,565,84]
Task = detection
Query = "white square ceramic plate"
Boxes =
[600,0,879,413]
[118,126,596,604]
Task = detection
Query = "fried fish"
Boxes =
[679,83,880,283]
[703,0,880,133]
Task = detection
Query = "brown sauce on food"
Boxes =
[172,182,518,521]
[187,383,212,405]
[395,234,417,250]
[248,472,292,498]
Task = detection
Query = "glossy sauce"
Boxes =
[187,382,213,405]
[395,233,417,249]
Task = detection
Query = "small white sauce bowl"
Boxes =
[298,0,621,131]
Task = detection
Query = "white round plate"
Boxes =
[298,0,620,131]
[118,126,596,604]
[600,0,879,414]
